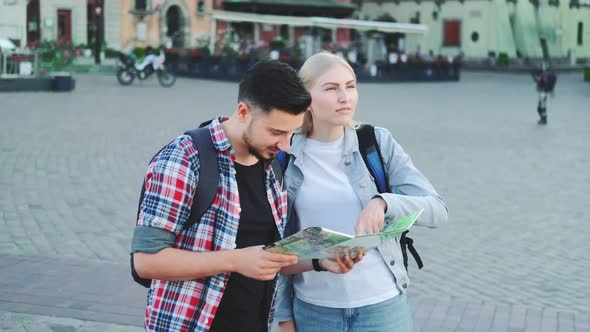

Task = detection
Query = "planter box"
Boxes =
[0,77,53,92]
[170,57,461,83]
[52,74,75,92]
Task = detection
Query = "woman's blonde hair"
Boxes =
[298,52,357,133]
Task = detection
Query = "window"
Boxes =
[578,22,583,46]
[197,0,205,13]
[410,12,420,24]
[135,0,147,11]
[443,20,461,47]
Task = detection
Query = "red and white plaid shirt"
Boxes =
[137,118,288,331]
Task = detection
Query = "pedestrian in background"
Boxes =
[532,62,557,125]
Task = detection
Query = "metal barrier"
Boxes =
[0,50,39,78]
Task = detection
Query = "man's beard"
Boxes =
[242,130,274,165]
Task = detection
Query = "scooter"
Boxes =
[116,46,176,87]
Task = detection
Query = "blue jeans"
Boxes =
[293,294,412,332]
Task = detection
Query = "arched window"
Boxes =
[135,0,148,11]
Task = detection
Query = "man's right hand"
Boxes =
[232,246,298,280]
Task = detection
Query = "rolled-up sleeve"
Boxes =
[131,136,199,254]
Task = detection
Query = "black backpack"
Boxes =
[276,124,423,271]
[131,124,284,288]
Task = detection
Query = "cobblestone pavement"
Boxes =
[0,71,588,330]
[1,255,588,332]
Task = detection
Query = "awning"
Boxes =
[209,10,429,34]
[222,0,357,18]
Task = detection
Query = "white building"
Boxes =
[0,0,26,46]
[360,0,590,61]
[0,0,120,49]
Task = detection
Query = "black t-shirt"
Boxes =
[209,161,279,332]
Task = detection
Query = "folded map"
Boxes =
[264,209,424,259]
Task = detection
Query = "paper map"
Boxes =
[264,209,423,259]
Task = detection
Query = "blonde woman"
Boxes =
[275,52,449,331]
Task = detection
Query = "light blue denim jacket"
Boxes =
[273,125,449,322]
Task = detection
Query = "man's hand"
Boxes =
[232,246,298,280]
[320,252,365,274]
[278,320,296,332]
[354,197,387,235]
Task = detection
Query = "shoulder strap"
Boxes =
[356,124,423,270]
[273,131,297,180]
[276,149,290,169]
[132,126,219,288]
[271,158,284,185]
[183,126,219,231]
[356,124,390,194]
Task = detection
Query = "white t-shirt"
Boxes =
[293,136,399,308]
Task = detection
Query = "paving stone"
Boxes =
[1,72,588,330]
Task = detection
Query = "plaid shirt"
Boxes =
[137,118,288,331]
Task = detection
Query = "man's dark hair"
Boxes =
[238,60,311,115]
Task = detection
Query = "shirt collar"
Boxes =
[207,117,232,152]
[290,126,359,159]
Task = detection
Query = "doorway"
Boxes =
[166,5,184,48]
[57,9,72,44]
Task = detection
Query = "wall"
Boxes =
[120,0,212,49]
[0,0,27,46]
[361,0,589,59]
[104,0,121,49]
[40,0,86,45]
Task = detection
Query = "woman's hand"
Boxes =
[320,252,365,274]
[354,197,387,235]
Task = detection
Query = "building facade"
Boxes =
[119,0,356,52]
[0,0,120,49]
[0,0,27,46]
[120,0,212,50]
[359,0,590,61]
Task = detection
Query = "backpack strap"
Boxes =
[183,126,219,231]
[271,158,284,186]
[276,150,290,174]
[356,124,389,194]
[132,125,221,288]
[185,126,286,228]
[355,124,423,270]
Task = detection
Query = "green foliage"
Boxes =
[220,45,237,57]
[270,39,287,50]
[37,40,74,70]
[584,66,590,82]
[498,52,509,68]
[376,13,396,22]
[132,47,147,59]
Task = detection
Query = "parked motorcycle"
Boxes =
[116,46,176,87]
